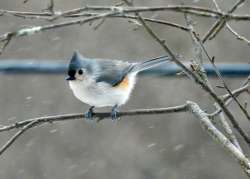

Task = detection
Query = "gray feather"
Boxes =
[130,56,171,73]
[94,55,170,86]
[94,59,133,86]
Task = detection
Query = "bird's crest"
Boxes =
[68,51,84,70]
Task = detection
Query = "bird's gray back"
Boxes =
[90,58,134,86]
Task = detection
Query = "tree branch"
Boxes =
[182,10,243,152]
[0,120,38,156]
[1,4,250,53]
[0,104,188,133]
[226,24,250,45]
[187,101,250,177]
[209,81,250,117]
[193,31,250,122]
[128,3,250,145]
[1,99,250,178]
[202,0,245,43]
[0,5,224,19]
[0,105,190,156]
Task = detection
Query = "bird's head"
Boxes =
[66,51,91,81]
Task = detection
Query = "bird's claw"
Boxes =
[84,106,94,121]
[111,105,119,121]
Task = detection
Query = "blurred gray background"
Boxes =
[0,0,250,178]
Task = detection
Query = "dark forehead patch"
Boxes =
[68,69,76,77]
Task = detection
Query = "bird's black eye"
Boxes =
[78,69,83,75]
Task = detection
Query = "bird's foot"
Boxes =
[84,106,95,121]
[111,105,119,121]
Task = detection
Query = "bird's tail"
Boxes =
[130,55,171,74]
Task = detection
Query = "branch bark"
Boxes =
[0,105,188,133]
[187,101,250,178]
[129,4,250,145]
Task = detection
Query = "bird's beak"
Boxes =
[66,76,76,81]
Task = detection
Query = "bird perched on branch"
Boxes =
[66,51,170,121]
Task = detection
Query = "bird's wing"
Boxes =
[92,55,170,86]
[94,59,134,87]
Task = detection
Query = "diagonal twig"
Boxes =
[202,0,246,43]
[188,101,250,177]
[212,0,250,45]
[126,2,250,145]
[226,24,250,45]
[0,120,38,156]
[209,77,250,117]
[182,9,242,151]
[191,0,250,123]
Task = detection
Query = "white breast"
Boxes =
[68,74,137,107]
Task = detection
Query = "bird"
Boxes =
[66,51,171,121]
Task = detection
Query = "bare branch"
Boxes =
[0,120,38,156]
[211,0,250,45]
[215,103,243,152]
[0,1,249,178]
[128,4,250,145]
[1,100,250,177]
[209,82,250,117]
[1,4,250,53]
[222,84,250,102]
[0,105,190,156]
[202,0,246,43]
[183,10,243,151]
[0,105,188,133]
[0,5,224,19]
[229,0,245,13]
[226,24,250,45]
[43,0,55,14]
[187,101,250,177]
[182,9,243,151]
[195,26,250,122]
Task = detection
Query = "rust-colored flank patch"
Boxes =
[115,76,129,89]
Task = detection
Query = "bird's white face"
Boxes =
[73,68,86,81]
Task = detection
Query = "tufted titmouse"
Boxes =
[66,51,171,121]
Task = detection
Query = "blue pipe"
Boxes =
[140,63,250,77]
[0,60,249,77]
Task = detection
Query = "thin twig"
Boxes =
[212,0,250,45]
[215,103,243,152]
[0,10,191,31]
[202,0,246,43]
[195,33,250,122]
[0,105,189,133]
[183,10,243,151]
[226,24,250,45]
[0,11,117,52]
[48,5,225,19]
[222,84,250,102]
[0,5,249,21]
[207,0,250,124]
[1,5,250,53]
[0,105,189,156]
[209,0,245,41]
[129,4,250,144]
[187,101,250,177]
[71,14,191,32]
[229,0,245,13]
[0,5,224,19]
[209,80,250,117]
[213,77,249,152]
[182,9,243,151]
[0,120,38,156]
